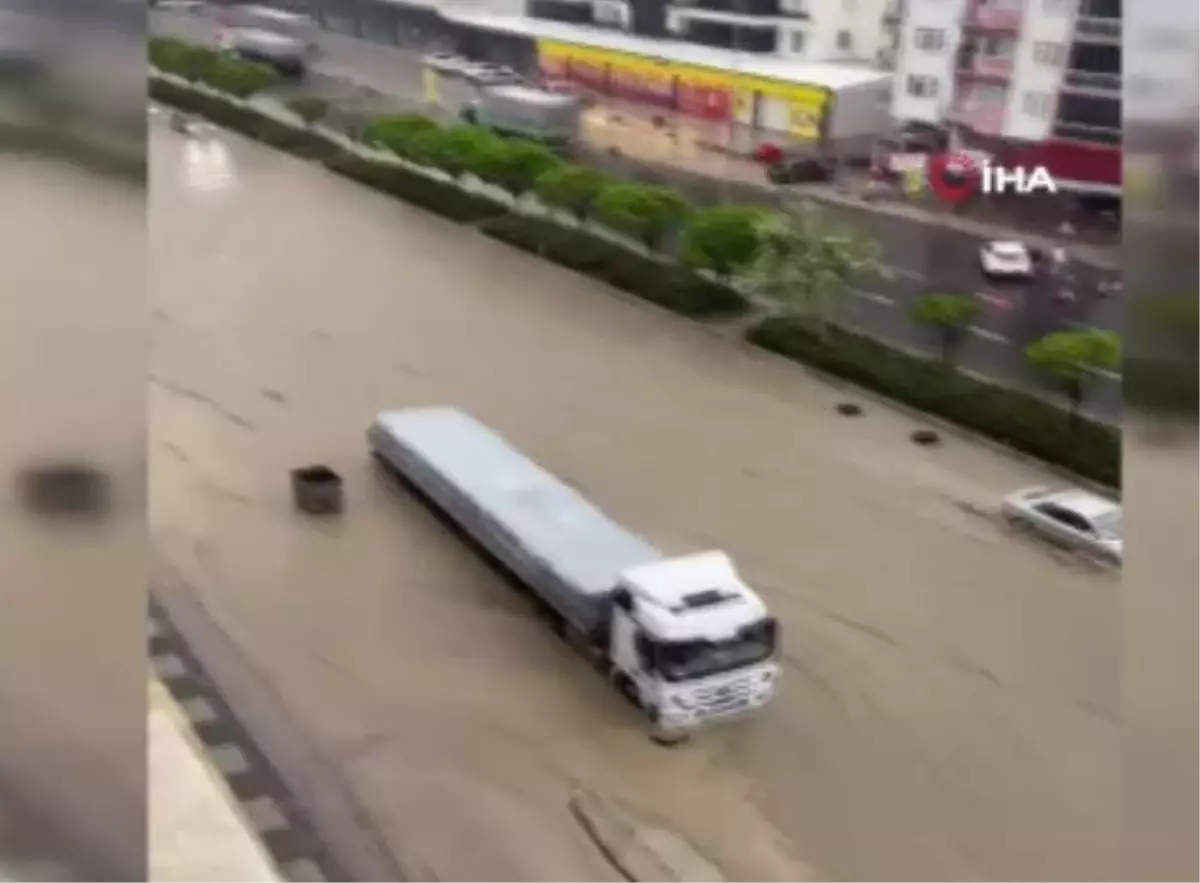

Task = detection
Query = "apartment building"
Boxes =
[891,0,1121,188]
[527,0,897,62]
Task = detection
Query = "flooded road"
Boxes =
[150,118,1119,882]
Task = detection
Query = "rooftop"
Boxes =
[439,11,891,91]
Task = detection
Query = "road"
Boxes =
[152,6,1123,421]
[150,116,1121,881]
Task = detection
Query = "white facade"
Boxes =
[667,0,895,61]
[1003,0,1075,139]
[890,0,964,123]
[890,0,1123,143]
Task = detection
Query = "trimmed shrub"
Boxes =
[471,140,560,197]
[594,183,691,251]
[481,215,747,319]
[149,37,278,97]
[533,164,608,221]
[149,77,336,158]
[322,154,505,223]
[285,95,330,125]
[361,113,442,160]
[679,204,767,279]
[424,125,504,178]
[747,317,1120,486]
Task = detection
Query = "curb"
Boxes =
[148,599,345,883]
[150,75,1119,495]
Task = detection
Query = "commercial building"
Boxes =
[525,0,899,63]
[890,0,1122,191]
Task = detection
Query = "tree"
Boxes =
[679,205,767,280]
[594,183,690,251]
[742,200,883,336]
[204,56,279,98]
[1025,328,1121,416]
[471,140,560,198]
[909,293,981,364]
[533,164,608,223]
[285,96,329,126]
[361,113,442,160]
[424,125,503,179]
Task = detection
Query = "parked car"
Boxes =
[979,240,1035,280]
[1002,486,1122,563]
[422,52,471,75]
[765,155,836,185]
[463,62,522,85]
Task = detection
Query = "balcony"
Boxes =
[951,98,1006,135]
[1052,122,1122,145]
[957,53,1014,79]
[1063,69,1121,92]
[963,1,1022,31]
[669,0,806,17]
[1075,16,1120,42]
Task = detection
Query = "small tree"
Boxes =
[679,205,767,281]
[361,113,441,158]
[594,183,690,251]
[424,125,503,179]
[1025,328,1121,417]
[286,96,329,126]
[909,293,981,364]
[471,140,560,198]
[534,164,608,223]
[743,200,883,336]
[205,56,279,98]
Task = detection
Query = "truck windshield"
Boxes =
[655,618,777,682]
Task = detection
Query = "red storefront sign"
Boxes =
[1006,140,1121,187]
[677,80,732,121]
[608,65,675,109]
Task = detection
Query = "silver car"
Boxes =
[1002,486,1122,563]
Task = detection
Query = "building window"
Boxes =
[906,75,939,98]
[1022,91,1054,117]
[1032,41,1066,65]
[790,30,806,52]
[913,27,945,51]
[836,29,853,50]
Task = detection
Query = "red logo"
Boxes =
[926,151,982,204]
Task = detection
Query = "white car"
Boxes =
[462,62,522,85]
[979,240,1035,280]
[1002,486,1122,563]
[423,52,471,75]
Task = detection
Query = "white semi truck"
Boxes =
[368,406,780,742]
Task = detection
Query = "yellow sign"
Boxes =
[536,39,829,108]
[422,68,439,106]
[788,104,820,140]
[903,166,925,196]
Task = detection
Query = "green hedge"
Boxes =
[321,154,505,223]
[150,78,337,159]
[747,317,1120,486]
[481,215,748,320]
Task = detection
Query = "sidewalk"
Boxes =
[151,5,1120,271]
[578,96,1121,270]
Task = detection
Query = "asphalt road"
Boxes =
[150,114,1120,882]
[151,6,1123,422]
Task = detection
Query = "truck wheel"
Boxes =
[614,673,641,708]
[650,731,690,748]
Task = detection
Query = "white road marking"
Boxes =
[851,289,896,306]
[968,326,1010,344]
[882,265,925,282]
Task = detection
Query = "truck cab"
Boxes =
[607,551,779,736]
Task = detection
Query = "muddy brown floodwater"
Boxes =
[149,118,1120,882]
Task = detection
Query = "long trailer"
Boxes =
[368,406,780,740]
